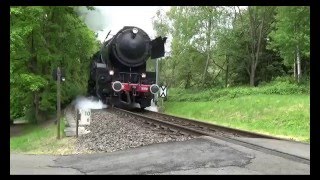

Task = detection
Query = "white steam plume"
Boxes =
[145,100,158,112]
[72,96,107,110]
[75,6,109,33]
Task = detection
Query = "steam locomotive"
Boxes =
[87,26,167,109]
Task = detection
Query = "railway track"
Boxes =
[112,107,310,165]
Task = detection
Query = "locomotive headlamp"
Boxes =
[141,73,146,78]
[132,28,138,34]
[109,70,114,76]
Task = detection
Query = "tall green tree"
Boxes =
[228,6,276,86]
[152,6,309,89]
[153,6,229,88]
[153,7,201,88]
[10,6,99,123]
[214,6,277,86]
[268,6,310,83]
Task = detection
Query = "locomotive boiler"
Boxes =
[87,26,167,109]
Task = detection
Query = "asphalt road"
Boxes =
[10,136,310,175]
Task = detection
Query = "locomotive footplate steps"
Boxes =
[132,86,137,96]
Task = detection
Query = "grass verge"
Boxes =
[164,94,310,142]
[10,118,80,155]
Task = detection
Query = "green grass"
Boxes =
[164,94,310,142]
[166,78,309,102]
[10,118,79,155]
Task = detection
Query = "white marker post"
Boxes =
[79,109,91,125]
[76,108,91,137]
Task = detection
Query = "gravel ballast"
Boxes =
[76,109,195,153]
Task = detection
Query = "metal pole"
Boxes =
[76,109,79,138]
[156,59,159,85]
[57,67,61,139]
[155,59,159,104]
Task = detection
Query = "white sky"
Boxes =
[87,6,247,55]
[94,6,171,42]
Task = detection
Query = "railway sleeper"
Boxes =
[168,128,178,133]
[160,125,169,130]
[151,123,160,128]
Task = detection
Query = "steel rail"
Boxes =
[113,107,310,165]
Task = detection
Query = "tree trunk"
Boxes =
[34,93,39,124]
[185,71,191,89]
[293,61,296,80]
[225,54,229,88]
[248,7,265,87]
[202,17,212,84]
[303,59,307,78]
[29,30,37,73]
[250,64,255,86]
[296,45,302,83]
[171,61,176,87]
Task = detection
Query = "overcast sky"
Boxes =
[79,6,247,54]
[92,6,171,42]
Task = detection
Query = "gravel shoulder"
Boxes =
[75,109,195,153]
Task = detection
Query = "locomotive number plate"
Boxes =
[141,87,148,91]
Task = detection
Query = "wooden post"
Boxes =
[57,67,61,139]
[76,109,79,138]
[161,97,164,112]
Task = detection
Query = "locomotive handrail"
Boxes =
[118,72,142,84]
[119,72,141,75]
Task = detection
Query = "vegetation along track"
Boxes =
[113,107,310,165]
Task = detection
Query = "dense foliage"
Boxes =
[153,6,310,88]
[10,6,99,123]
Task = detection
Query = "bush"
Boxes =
[167,77,309,102]
[261,76,309,95]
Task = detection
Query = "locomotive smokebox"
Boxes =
[101,26,167,68]
[112,27,151,67]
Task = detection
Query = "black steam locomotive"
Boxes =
[87,26,166,109]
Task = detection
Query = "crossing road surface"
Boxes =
[10,136,310,175]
